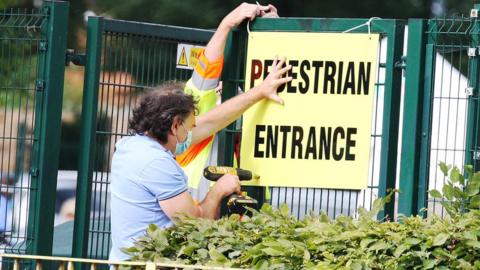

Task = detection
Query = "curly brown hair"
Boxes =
[128,81,198,143]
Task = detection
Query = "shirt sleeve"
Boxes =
[139,157,188,201]
[190,49,224,91]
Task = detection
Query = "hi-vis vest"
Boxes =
[176,49,223,188]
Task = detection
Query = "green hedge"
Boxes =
[124,164,480,269]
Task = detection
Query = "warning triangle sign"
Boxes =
[178,47,188,66]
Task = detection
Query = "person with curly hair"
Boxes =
[109,3,291,261]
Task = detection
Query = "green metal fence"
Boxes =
[3,1,480,262]
[0,0,68,258]
[398,11,479,217]
[72,17,213,260]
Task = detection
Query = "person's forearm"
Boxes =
[204,21,231,62]
[198,188,223,219]
[194,87,264,143]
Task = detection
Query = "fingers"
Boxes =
[268,93,284,105]
[268,4,278,14]
[276,76,293,86]
[276,57,286,70]
[271,56,278,71]
[277,64,292,76]
[260,4,279,18]
[258,5,271,12]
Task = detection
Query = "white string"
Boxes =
[247,1,262,36]
[342,17,381,34]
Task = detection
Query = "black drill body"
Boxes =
[203,166,259,216]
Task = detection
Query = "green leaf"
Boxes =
[147,223,158,234]
[439,162,449,176]
[360,238,376,249]
[369,240,389,252]
[432,233,449,246]
[394,244,409,258]
[465,182,480,196]
[453,186,465,199]
[472,173,480,185]
[263,247,284,256]
[459,174,465,186]
[178,244,198,257]
[463,231,477,241]
[469,195,480,209]
[450,167,460,183]
[349,261,363,270]
[442,185,454,201]
[280,204,289,216]
[405,238,421,246]
[208,248,228,263]
[121,246,139,255]
[423,259,435,269]
[429,189,442,199]
[464,164,474,175]
[253,260,269,270]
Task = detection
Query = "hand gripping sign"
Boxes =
[240,32,380,189]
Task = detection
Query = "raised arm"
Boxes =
[192,57,292,144]
[204,3,277,62]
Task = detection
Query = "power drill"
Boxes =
[203,166,259,216]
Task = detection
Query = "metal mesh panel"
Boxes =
[0,8,46,254]
[426,16,472,216]
[87,21,210,259]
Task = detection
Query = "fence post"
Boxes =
[72,17,104,259]
[218,31,239,168]
[398,19,428,217]
[465,5,480,171]
[377,20,406,220]
[219,28,266,214]
[26,0,69,255]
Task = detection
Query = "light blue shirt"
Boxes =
[0,195,12,233]
[109,134,188,261]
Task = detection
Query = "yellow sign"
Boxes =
[178,47,188,66]
[189,47,203,68]
[240,32,380,190]
[176,44,206,70]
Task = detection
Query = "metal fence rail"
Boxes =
[73,18,213,260]
[0,7,46,254]
[0,253,243,270]
[0,1,68,256]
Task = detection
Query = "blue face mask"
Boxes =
[175,123,192,155]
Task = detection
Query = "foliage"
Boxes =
[124,167,480,269]
[429,162,480,218]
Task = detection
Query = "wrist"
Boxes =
[249,85,266,100]
[210,185,226,201]
[219,20,233,32]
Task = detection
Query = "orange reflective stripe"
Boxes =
[176,135,214,167]
[194,49,224,80]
